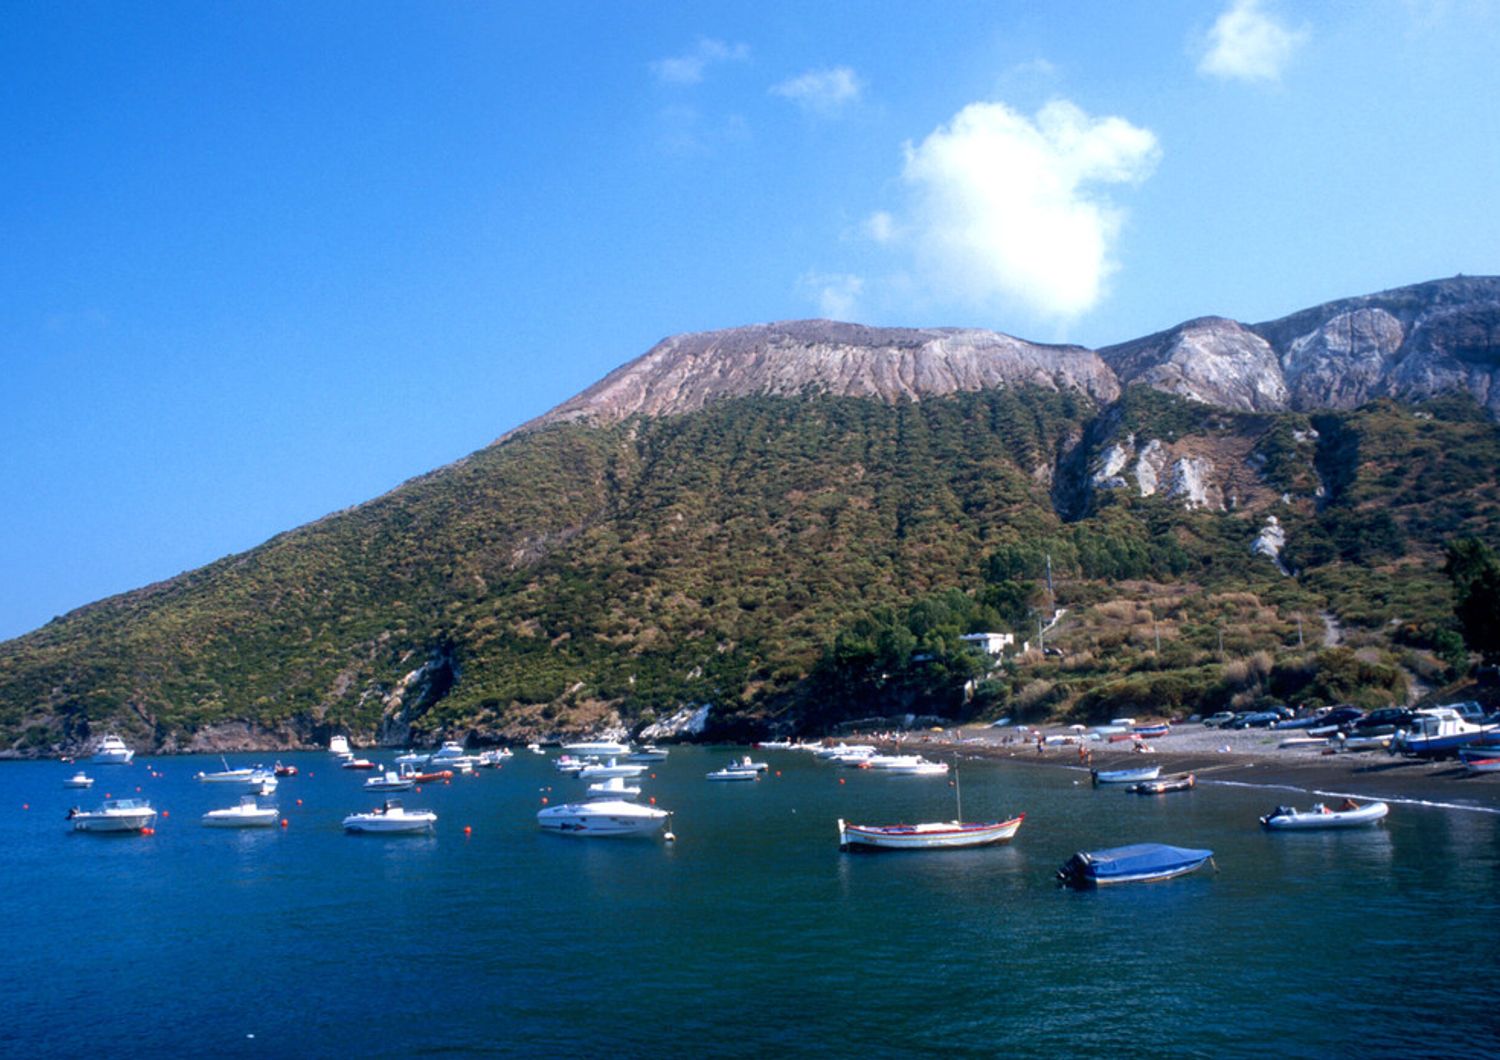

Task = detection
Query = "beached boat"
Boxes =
[1057,843,1214,886]
[1463,757,1500,775]
[1391,707,1493,758]
[90,734,135,765]
[202,795,279,828]
[536,798,669,838]
[1091,765,1161,787]
[1131,723,1171,739]
[837,814,1024,851]
[342,798,436,834]
[1260,799,1389,830]
[63,771,95,789]
[1335,734,1391,753]
[1127,772,1195,794]
[67,798,156,833]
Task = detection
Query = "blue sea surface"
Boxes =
[4,747,1498,1057]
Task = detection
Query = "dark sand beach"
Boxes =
[879,723,1500,811]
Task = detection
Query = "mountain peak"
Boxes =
[505,320,1120,439]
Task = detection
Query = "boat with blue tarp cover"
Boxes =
[1057,843,1214,886]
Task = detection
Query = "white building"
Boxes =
[960,632,1017,656]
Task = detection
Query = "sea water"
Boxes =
[3,747,1497,1057]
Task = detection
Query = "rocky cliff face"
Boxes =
[512,278,1500,440]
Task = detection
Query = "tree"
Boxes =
[1445,538,1500,663]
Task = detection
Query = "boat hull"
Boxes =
[1260,802,1389,829]
[202,810,279,828]
[1091,766,1161,786]
[536,800,668,837]
[342,813,436,834]
[838,815,1024,851]
[1058,843,1213,886]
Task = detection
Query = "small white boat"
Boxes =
[729,755,768,772]
[430,741,468,762]
[1260,799,1389,830]
[63,771,95,789]
[68,798,156,833]
[577,758,648,780]
[329,735,351,756]
[202,795,279,828]
[699,767,750,785]
[527,742,544,755]
[342,798,437,834]
[562,739,632,757]
[196,757,257,783]
[537,798,669,838]
[864,755,949,775]
[90,734,135,765]
[626,745,669,762]
[248,772,278,795]
[838,815,1024,850]
[364,770,415,792]
[394,751,430,767]
[586,776,642,800]
[1091,765,1161,786]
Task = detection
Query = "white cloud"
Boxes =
[864,211,896,244]
[891,99,1159,319]
[800,272,864,319]
[651,38,750,85]
[770,66,863,115]
[1198,0,1308,83]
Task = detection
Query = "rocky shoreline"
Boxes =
[878,723,1500,812]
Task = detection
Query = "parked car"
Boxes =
[1308,706,1364,732]
[1203,712,1236,728]
[1353,707,1419,735]
[1230,711,1281,729]
[1447,701,1487,723]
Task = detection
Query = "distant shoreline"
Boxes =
[871,724,1500,813]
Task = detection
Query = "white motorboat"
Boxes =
[875,757,949,776]
[562,739,632,757]
[627,745,669,762]
[479,748,513,767]
[202,795,279,828]
[706,766,759,781]
[586,776,642,800]
[537,798,668,837]
[63,771,95,789]
[329,735,351,756]
[1260,799,1390,830]
[68,798,156,833]
[838,815,1024,850]
[248,772,278,795]
[430,741,467,762]
[90,734,135,765]
[554,754,594,775]
[577,757,648,780]
[1090,765,1161,786]
[196,758,257,783]
[815,743,875,760]
[527,742,545,755]
[364,770,415,792]
[342,798,437,834]
[394,751,430,767]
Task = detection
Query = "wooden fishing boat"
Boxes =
[1057,843,1214,886]
[837,815,1024,851]
[1091,765,1161,786]
[1126,771,1195,794]
[1259,798,1388,830]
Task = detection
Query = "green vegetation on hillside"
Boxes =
[3,386,1499,751]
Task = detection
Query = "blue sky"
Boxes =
[4,1,1498,641]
